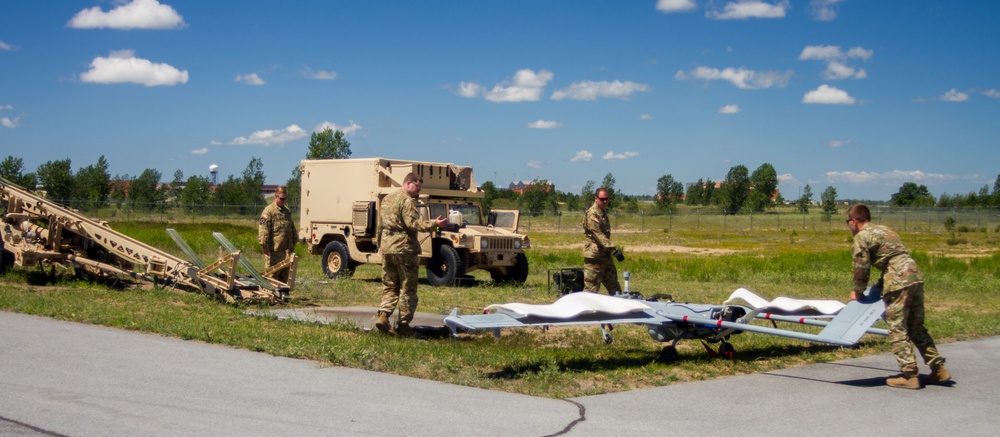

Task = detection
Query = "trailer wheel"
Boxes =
[426,245,464,286]
[0,243,13,273]
[321,241,351,279]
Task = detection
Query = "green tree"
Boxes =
[720,165,749,214]
[479,180,499,215]
[129,169,163,211]
[821,186,838,216]
[0,155,37,189]
[746,163,778,212]
[797,184,813,214]
[180,175,212,210]
[601,173,620,211]
[240,157,266,209]
[73,155,111,208]
[166,169,185,202]
[655,174,685,212]
[36,159,74,202]
[685,178,704,206]
[890,182,935,207]
[580,180,596,210]
[519,179,552,215]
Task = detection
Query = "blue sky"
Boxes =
[1,0,998,201]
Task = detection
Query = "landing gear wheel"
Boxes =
[659,346,678,363]
[321,241,351,279]
[719,341,735,360]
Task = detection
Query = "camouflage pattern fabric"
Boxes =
[852,223,944,375]
[377,188,436,326]
[258,201,296,281]
[379,189,437,255]
[883,284,945,376]
[582,202,614,259]
[582,202,620,293]
[379,254,419,326]
[852,224,923,293]
[583,255,621,295]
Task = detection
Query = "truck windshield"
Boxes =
[428,203,483,226]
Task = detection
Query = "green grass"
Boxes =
[2,211,1000,398]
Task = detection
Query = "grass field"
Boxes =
[2,206,999,398]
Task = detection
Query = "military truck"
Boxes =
[299,157,530,286]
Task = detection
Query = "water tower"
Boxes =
[209,164,218,186]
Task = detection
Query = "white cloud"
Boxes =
[719,104,740,114]
[602,151,640,161]
[456,69,553,102]
[0,41,14,51]
[230,124,307,146]
[236,73,266,85]
[799,45,873,80]
[656,0,697,13]
[2,117,19,128]
[67,0,186,30]
[570,151,593,162]
[828,139,852,147]
[984,89,1000,98]
[551,80,650,101]
[528,120,562,129]
[826,170,957,186]
[941,88,969,102]
[302,66,337,80]
[810,0,844,21]
[639,114,652,120]
[191,148,209,155]
[707,1,789,20]
[79,50,188,86]
[527,161,543,169]
[676,66,792,89]
[314,120,363,135]
[0,104,12,110]
[777,173,797,185]
[802,84,855,104]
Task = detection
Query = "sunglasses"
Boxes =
[277,196,287,200]
[597,197,609,201]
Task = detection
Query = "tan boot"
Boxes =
[375,312,391,334]
[887,375,921,389]
[927,366,951,384]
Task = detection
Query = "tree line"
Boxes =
[3,130,999,215]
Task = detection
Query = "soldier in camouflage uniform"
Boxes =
[258,186,296,283]
[847,203,950,389]
[582,188,622,295]
[375,173,447,336]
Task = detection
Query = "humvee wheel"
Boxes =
[426,245,464,286]
[659,346,678,363]
[490,252,529,285]
[321,241,351,279]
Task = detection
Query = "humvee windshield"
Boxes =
[426,203,483,226]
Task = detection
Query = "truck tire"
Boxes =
[321,241,351,279]
[491,252,529,285]
[426,245,464,286]
[0,243,12,273]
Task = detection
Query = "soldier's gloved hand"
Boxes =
[613,249,625,262]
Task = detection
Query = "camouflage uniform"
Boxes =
[378,189,437,328]
[582,202,621,294]
[258,201,296,282]
[853,224,945,377]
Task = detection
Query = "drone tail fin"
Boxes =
[815,299,886,345]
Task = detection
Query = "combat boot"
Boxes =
[887,375,921,390]
[395,323,412,337]
[375,312,391,334]
[926,366,951,384]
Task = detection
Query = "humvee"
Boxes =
[299,158,530,286]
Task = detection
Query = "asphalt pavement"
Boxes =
[2,310,998,436]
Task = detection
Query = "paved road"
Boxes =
[2,310,998,436]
